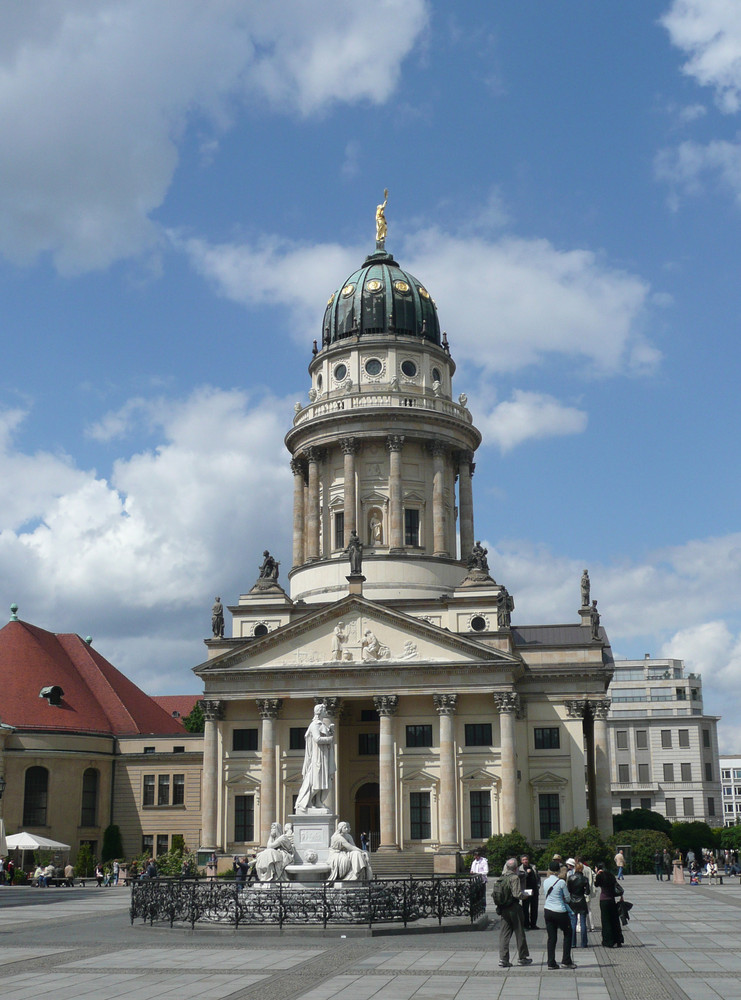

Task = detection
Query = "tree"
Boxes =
[475,830,534,874]
[75,843,95,878]
[719,826,741,851]
[613,809,671,835]
[102,824,124,862]
[671,821,715,861]
[606,829,672,874]
[183,701,205,733]
[535,826,608,871]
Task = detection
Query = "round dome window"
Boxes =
[365,358,382,376]
[334,363,347,382]
[470,615,487,632]
[253,623,269,637]
[401,360,417,378]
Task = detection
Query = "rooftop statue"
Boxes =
[467,540,489,575]
[259,550,279,581]
[375,188,388,246]
[345,530,363,575]
[211,597,224,639]
[590,599,601,640]
[581,569,590,608]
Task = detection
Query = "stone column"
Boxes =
[340,438,357,545]
[256,698,283,847]
[494,693,519,833]
[433,694,458,848]
[201,700,224,850]
[305,447,322,561]
[566,699,597,826]
[564,700,589,828]
[592,699,613,835]
[458,450,475,561]
[291,458,306,568]
[431,442,448,556]
[386,436,404,551]
[374,695,399,850]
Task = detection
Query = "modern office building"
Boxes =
[719,755,741,826]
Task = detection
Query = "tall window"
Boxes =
[465,723,492,747]
[636,730,648,749]
[661,730,672,749]
[618,764,630,782]
[638,763,650,783]
[640,797,652,811]
[234,795,254,842]
[539,793,560,839]
[708,797,716,817]
[406,725,432,748]
[665,797,676,817]
[173,773,185,806]
[705,762,713,782]
[703,729,711,748]
[334,511,345,549]
[404,508,420,546]
[680,763,692,782]
[142,834,154,855]
[663,763,674,782]
[683,797,695,817]
[143,774,155,806]
[81,768,98,827]
[534,727,560,750]
[23,766,49,826]
[289,728,306,751]
[156,834,169,855]
[470,791,491,839]
[358,733,379,755]
[232,729,258,751]
[410,791,431,839]
[620,798,632,812]
[616,730,629,750]
[678,730,690,748]
[158,775,170,806]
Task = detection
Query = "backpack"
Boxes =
[491,874,514,914]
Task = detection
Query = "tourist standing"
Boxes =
[518,855,540,929]
[614,850,625,880]
[595,862,623,948]
[543,861,576,970]
[470,849,489,883]
[496,858,532,968]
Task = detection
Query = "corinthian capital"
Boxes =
[373,694,399,717]
[590,698,611,720]
[493,692,520,715]
[433,693,458,716]
[385,435,405,453]
[256,698,283,720]
[564,699,588,719]
[339,437,358,456]
[201,700,224,722]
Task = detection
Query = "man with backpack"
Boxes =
[493,857,532,968]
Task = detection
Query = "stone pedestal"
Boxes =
[290,812,336,865]
[434,852,461,875]
[346,573,365,596]
[672,860,685,884]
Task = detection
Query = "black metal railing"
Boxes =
[130,875,486,930]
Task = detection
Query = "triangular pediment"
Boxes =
[195,595,522,676]
[462,767,500,784]
[401,766,438,784]
[225,770,261,789]
[529,770,569,788]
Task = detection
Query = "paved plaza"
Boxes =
[0,875,740,999]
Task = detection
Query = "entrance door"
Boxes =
[355,782,380,851]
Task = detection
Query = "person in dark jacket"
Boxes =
[518,855,540,929]
[594,862,623,948]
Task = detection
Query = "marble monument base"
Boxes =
[290,811,336,865]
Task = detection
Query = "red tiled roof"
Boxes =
[152,695,200,720]
[0,619,187,736]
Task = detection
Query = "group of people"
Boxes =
[472,849,629,969]
[0,857,14,884]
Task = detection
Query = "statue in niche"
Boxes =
[254,822,294,881]
[375,188,388,244]
[369,512,383,546]
[211,597,224,638]
[581,569,590,608]
[590,600,601,640]
[328,821,372,881]
[259,551,279,581]
[361,629,390,661]
[467,540,489,574]
[345,530,363,574]
[295,704,336,813]
[497,589,515,629]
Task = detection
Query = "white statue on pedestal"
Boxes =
[327,822,373,881]
[255,822,294,881]
[295,703,336,813]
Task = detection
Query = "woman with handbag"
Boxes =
[566,860,590,947]
[594,862,624,948]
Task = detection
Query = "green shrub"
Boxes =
[719,827,741,851]
[671,821,715,861]
[473,830,534,875]
[75,843,95,878]
[613,809,671,835]
[607,829,672,874]
[102,825,124,862]
[536,826,607,871]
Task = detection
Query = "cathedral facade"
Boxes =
[195,224,614,868]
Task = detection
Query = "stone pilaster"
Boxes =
[430,442,448,556]
[433,694,458,848]
[201,699,224,851]
[290,458,306,568]
[340,438,358,545]
[256,698,283,847]
[494,692,519,833]
[457,450,475,561]
[386,436,404,551]
[374,694,399,850]
[591,698,613,835]
[305,447,322,561]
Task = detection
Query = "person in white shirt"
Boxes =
[470,849,489,882]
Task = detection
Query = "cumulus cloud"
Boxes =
[476,390,587,453]
[662,0,741,113]
[655,137,741,204]
[0,0,428,272]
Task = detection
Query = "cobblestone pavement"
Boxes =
[1,875,741,999]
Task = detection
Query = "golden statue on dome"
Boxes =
[375,188,388,247]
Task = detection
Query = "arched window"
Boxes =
[23,766,49,826]
[81,768,99,827]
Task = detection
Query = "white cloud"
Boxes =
[0,0,428,272]
[662,1,741,113]
[476,390,587,453]
[655,137,741,204]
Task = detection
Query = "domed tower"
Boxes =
[286,198,482,603]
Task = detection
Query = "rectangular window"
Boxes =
[616,730,629,750]
[620,798,632,812]
[156,834,169,856]
[289,728,306,751]
[143,746,155,754]
[80,770,98,827]
[360,708,379,722]
[618,764,630,782]
[142,834,154,855]
[725,803,735,813]
[409,791,431,839]
[234,795,254,842]
[232,728,258,752]
[681,763,692,782]
[470,790,491,840]
[703,729,711,748]
[173,746,185,753]
[358,733,379,755]
[661,730,672,749]
[683,797,695,817]
[734,769,741,780]
[465,723,493,747]
[708,797,716,817]
[705,762,713,782]
[664,763,675,782]
[665,798,676,817]
[539,793,560,839]
[638,763,649,782]
[173,774,185,806]
[334,511,345,549]
[722,769,731,780]
[158,774,170,806]
[676,687,687,700]
[723,786,732,796]
[404,508,420,547]
[678,729,690,748]
[636,730,648,750]
[534,727,560,750]
[143,774,155,807]
[641,797,652,811]
[406,724,432,748]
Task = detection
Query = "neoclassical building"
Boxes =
[195,218,614,868]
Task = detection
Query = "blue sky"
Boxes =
[2,1,741,748]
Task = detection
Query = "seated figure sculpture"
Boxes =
[255,822,294,882]
[327,821,373,881]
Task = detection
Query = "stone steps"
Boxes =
[370,851,435,879]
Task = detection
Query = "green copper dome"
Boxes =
[322,250,441,347]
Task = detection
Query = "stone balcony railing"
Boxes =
[292,390,473,428]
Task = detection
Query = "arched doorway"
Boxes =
[355,782,380,852]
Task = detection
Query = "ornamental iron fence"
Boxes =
[130,875,486,930]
